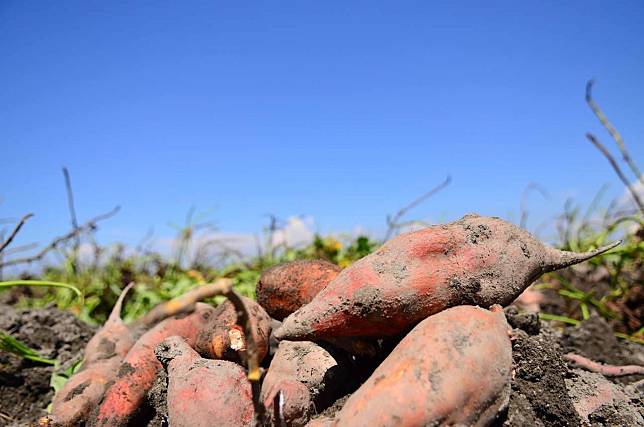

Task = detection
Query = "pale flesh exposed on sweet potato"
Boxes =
[155,336,254,427]
[193,296,272,365]
[329,305,513,426]
[276,214,618,341]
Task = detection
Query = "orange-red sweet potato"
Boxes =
[328,305,513,426]
[90,303,216,427]
[47,283,136,427]
[276,214,617,341]
[261,341,350,426]
[194,296,272,364]
[257,260,341,320]
[155,336,254,427]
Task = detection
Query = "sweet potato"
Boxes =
[46,283,136,427]
[329,305,513,426]
[155,336,254,427]
[275,214,618,341]
[261,341,350,426]
[194,296,272,366]
[257,260,341,320]
[90,303,217,427]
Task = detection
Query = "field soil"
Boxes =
[0,305,642,427]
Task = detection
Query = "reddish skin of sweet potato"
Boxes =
[261,341,350,426]
[329,305,513,427]
[257,259,341,320]
[48,283,136,427]
[156,336,254,427]
[276,214,617,341]
[90,303,216,427]
[194,297,272,364]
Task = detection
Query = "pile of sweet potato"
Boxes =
[42,214,618,427]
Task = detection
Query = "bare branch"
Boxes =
[586,80,643,183]
[385,175,451,241]
[0,213,34,253]
[62,167,80,272]
[0,206,120,268]
[586,133,644,214]
[2,242,39,256]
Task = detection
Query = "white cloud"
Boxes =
[270,216,315,248]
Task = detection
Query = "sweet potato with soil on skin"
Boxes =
[328,305,513,427]
[257,259,341,320]
[257,260,377,356]
[92,296,271,426]
[45,283,136,427]
[275,214,619,341]
[90,303,217,427]
[261,341,351,426]
[155,336,254,427]
[193,297,272,365]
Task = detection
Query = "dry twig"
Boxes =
[0,213,34,253]
[519,183,549,229]
[586,133,644,214]
[62,167,81,271]
[385,175,451,241]
[0,206,120,268]
[586,80,642,183]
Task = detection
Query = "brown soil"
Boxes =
[0,304,95,427]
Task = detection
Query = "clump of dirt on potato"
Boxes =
[0,303,94,427]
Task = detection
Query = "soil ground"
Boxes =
[0,305,642,427]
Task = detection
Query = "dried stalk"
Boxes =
[0,206,120,268]
[0,213,34,253]
[586,133,644,214]
[586,80,642,183]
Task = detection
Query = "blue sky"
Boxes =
[1,1,643,253]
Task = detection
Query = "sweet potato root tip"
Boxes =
[158,336,254,427]
[257,260,341,320]
[48,283,137,427]
[541,240,620,272]
[276,214,618,341]
[83,282,136,364]
[330,305,513,426]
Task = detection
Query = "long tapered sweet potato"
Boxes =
[275,214,619,341]
[261,341,350,426]
[155,336,254,427]
[257,260,341,320]
[90,303,217,427]
[328,305,513,426]
[46,283,136,427]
